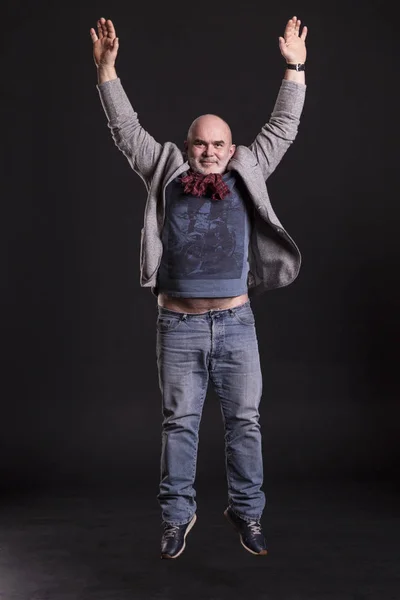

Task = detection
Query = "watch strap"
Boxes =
[286,63,305,71]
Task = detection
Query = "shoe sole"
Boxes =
[224,509,268,556]
[161,513,197,559]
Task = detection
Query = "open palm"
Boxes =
[279,16,307,64]
[89,18,119,67]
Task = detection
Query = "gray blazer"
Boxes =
[97,78,306,297]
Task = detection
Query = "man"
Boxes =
[90,15,307,559]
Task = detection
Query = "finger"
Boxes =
[300,25,308,41]
[291,16,299,36]
[284,18,293,37]
[295,18,301,35]
[90,28,98,42]
[100,17,108,38]
[97,19,103,39]
[106,19,116,39]
[284,18,292,31]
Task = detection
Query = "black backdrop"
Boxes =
[2,0,399,493]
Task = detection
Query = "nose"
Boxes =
[203,144,214,156]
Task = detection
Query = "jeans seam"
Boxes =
[190,374,208,482]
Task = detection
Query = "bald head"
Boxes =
[187,114,233,145]
[185,114,236,175]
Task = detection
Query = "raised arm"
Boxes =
[249,16,308,180]
[90,18,163,188]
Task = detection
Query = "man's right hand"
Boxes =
[90,17,119,69]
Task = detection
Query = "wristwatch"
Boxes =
[286,63,305,71]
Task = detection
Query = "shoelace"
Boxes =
[163,525,180,539]
[248,520,262,536]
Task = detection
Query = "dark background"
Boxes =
[2,0,399,495]
[2,2,400,598]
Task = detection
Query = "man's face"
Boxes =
[185,115,236,175]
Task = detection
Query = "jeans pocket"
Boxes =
[232,306,255,326]
[156,314,183,333]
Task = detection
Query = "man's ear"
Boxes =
[184,140,188,150]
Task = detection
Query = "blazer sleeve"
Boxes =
[97,78,163,190]
[248,79,306,181]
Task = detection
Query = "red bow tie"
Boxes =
[180,170,231,200]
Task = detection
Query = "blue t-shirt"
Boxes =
[156,171,251,298]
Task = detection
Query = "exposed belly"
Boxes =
[157,292,249,313]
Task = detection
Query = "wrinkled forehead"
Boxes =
[188,117,232,144]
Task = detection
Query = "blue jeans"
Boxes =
[156,300,265,525]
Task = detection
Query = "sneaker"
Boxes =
[161,514,197,559]
[224,507,267,555]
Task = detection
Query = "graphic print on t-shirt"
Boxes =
[165,177,246,280]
